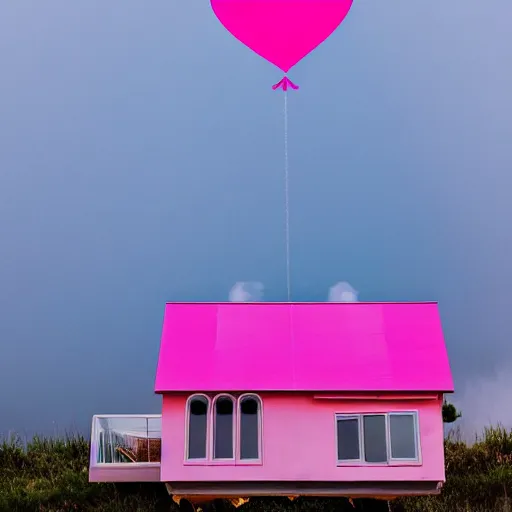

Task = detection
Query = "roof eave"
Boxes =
[154,388,454,395]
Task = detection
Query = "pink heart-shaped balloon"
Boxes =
[211,0,354,73]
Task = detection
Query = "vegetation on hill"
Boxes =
[1,405,510,512]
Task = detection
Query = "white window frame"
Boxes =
[236,394,263,464]
[335,414,362,463]
[335,411,421,466]
[90,414,162,468]
[211,394,237,462]
[387,412,421,462]
[184,393,211,463]
[183,393,263,465]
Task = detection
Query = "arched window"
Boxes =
[239,395,261,460]
[187,395,209,460]
[213,395,235,459]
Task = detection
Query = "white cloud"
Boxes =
[451,365,512,441]
[328,281,359,302]
[228,281,264,302]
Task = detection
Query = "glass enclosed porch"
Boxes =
[89,415,162,482]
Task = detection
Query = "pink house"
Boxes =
[89,302,454,504]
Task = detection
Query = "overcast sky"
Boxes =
[0,0,511,439]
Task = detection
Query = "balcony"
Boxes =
[89,415,161,482]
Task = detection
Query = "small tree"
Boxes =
[442,399,462,423]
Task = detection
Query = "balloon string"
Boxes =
[284,90,291,302]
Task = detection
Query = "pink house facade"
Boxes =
[90,302,454,501]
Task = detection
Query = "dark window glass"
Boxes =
[337,418,360,461]
[188,396,208,459]
[214,397,234,459]
[363,415,387,463]
[390,414,417,459]
[240,397,260,459]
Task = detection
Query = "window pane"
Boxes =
[95,416,161,463]
[188,397,208,459]
[240,397,260,459]
[214,397,234,459]
[363,415,387,463]
[390,414,417,459]
[337,418,360,460]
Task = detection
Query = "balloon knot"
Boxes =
[272,76,299,91]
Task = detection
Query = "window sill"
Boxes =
[208,460,237,466]
[336,460,422,468]
[183,460,263,467]
[237,460,263,466]
[183,460,236,466]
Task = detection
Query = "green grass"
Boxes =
[1,427,512,511]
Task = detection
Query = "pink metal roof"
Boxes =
[154,302,454,393]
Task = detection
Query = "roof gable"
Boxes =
[154,302,454,393]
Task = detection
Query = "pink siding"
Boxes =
[160,393,445,483]
[155,302,453,393]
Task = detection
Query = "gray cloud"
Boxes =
[0,0,511,436]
